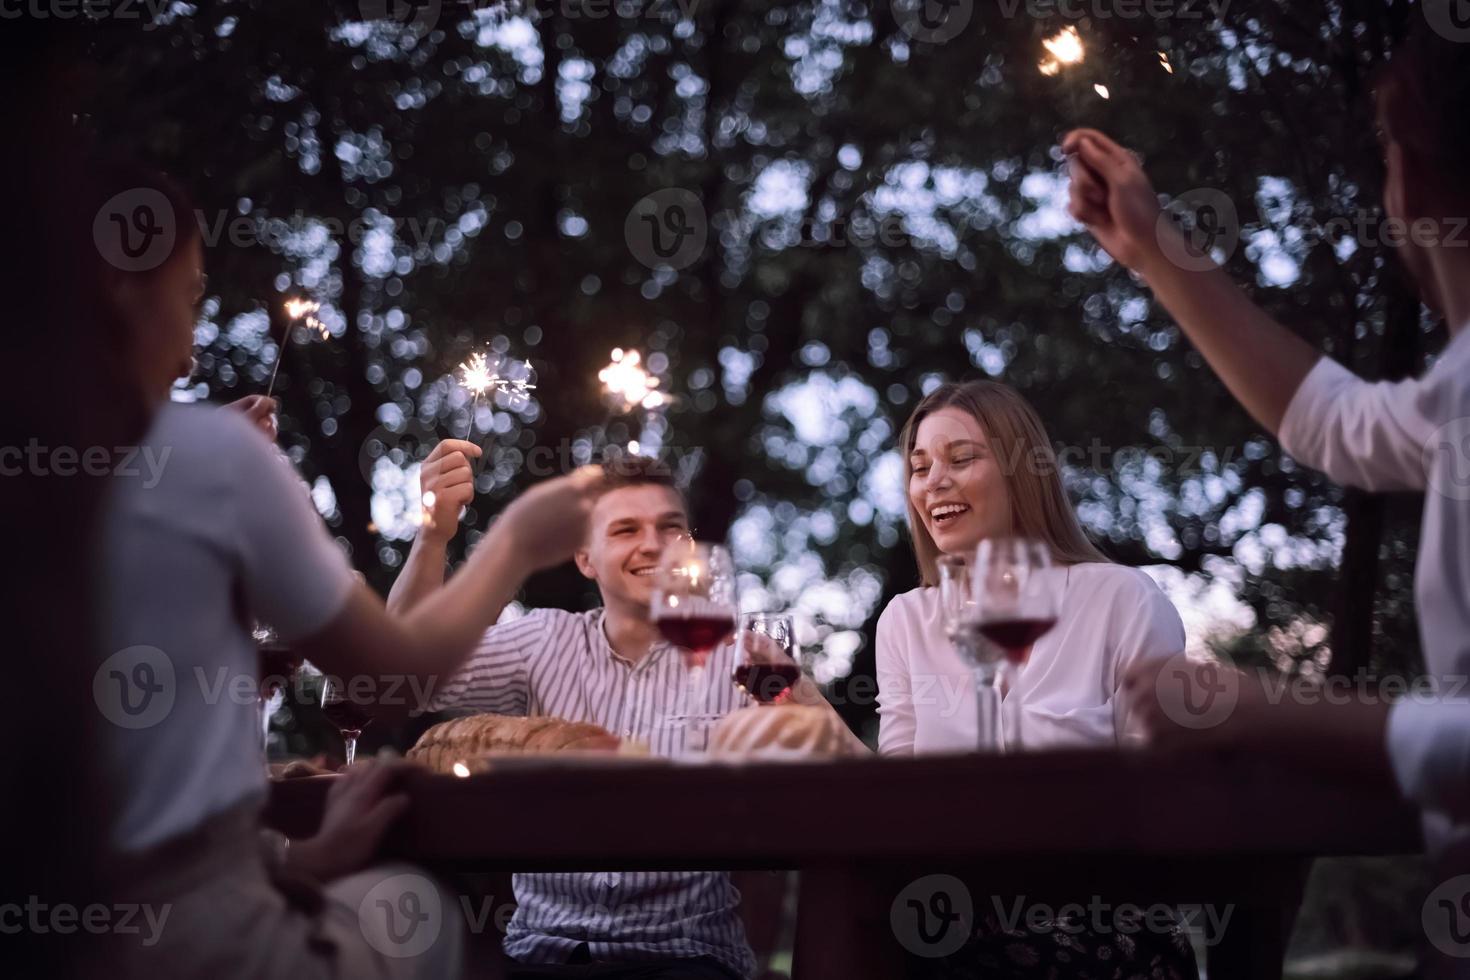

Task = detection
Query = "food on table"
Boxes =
[406,713,626,774]
[269,757,335,779]
[708,705,859,758]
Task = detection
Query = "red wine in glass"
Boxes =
[657,614,736,668]
[321,699,373,738]
[732,662,800,704]
[978,617,1057,664]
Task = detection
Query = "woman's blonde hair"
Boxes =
[899,380,1110,586]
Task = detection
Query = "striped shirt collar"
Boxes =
[591,607,677,671]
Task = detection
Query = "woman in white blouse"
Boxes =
[876,380,1197,978]
[877,380,1186,755]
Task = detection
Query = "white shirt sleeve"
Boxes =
[875,601,917,757]
[1387,698,1470,823]
[1278,355,1437,493]
[426,609,544,714]
[1104,569,1187,744]
[226,417,356,643]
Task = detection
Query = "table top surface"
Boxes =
[265,747,1422,872]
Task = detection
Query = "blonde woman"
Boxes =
[876,380,1197,978]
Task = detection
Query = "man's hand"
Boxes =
[418,439,482,542]
[287,761,410,882]
[227,395,278,441]
[1063,128,1179,276]
[499,465,607,573]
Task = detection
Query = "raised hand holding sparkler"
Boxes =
[415,439,483,539]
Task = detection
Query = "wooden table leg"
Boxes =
[1204,861,1309,980]
[792,866,906,980]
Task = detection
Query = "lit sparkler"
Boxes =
[594,348,673,455]
[456,350,537,435]
[266,298,327,400]
[598,348,664,413]
[1038,25,1085,76]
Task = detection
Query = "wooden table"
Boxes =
[267,748,1421,978]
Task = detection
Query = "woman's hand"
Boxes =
[417,439,482,543]
[227,395,278,441]
[1062,128,1174,276]
[287,761,410,882]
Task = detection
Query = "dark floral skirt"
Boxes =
[913,902,1200,980]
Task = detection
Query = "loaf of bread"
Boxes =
[708,705,858,758]
[407,713,622,774]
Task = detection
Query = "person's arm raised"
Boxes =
[1063,128,1321,435]
[297,467,605,715]
[385,439,482,616]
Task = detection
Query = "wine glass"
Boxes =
[320,675,372,768]
[732,613,800,705]
[972,536,1060,750]
[651,538,737,749]
[936,555,1005,751]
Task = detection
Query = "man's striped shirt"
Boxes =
[429,607,756,978]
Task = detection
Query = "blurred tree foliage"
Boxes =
[83,0,1439,736]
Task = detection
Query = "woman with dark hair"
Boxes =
[87,156,606,980]
[876,380,1198,978]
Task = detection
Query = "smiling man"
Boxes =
[387,449,757,979]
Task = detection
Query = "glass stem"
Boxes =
[973,665,1003,752]
[1003,661,1024,751]
[343,734,358,768]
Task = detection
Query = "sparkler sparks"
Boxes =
[1038,25,1085,76]
[266,298,328,399]
[598,348,664,413]
[283,298,327,339]
[458,352,496,398]
[456,351,537,411]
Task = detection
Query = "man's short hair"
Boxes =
[599,452,689,513]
